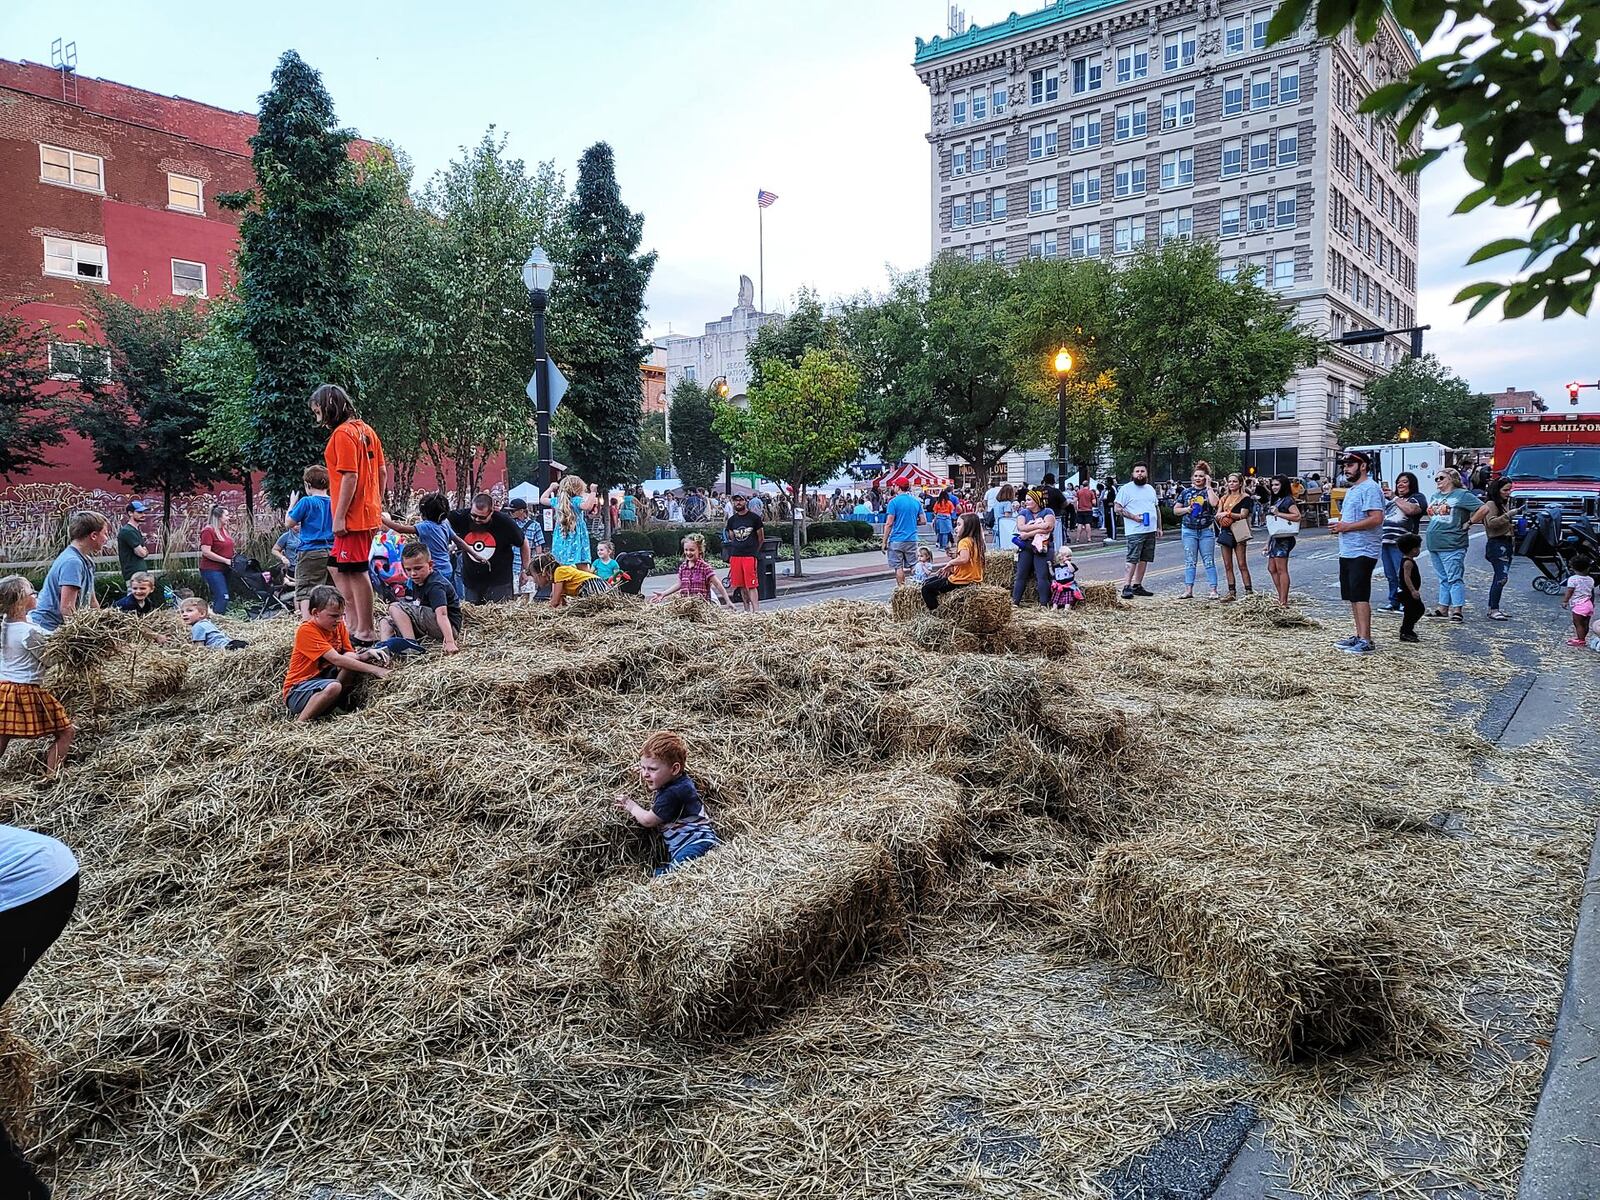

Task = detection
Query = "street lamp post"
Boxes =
[1053,348,1074,485]
[522,247,556,526]
[710,375,731,494]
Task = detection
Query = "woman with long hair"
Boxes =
[1215,472,1254,601]
[542,475,599,568]
[197,504,235,616]
[923,512,986,611]
[1471,474,1516,620]
[1263,474,1302,607]
[1378,471,1425,612]
[992,485,1018,551]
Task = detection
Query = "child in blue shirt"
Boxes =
[615,730,719,875]
[384,492,462,597]
[286,465,334,620]
[592,541,621,584]
[177,597,246,650]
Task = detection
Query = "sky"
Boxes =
[3,0,1589,402]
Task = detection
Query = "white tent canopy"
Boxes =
[507,481,542,504]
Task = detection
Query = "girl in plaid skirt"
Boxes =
[0,576,75,774]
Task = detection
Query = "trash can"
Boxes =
[615,550,655,596]
[758,536,781,601]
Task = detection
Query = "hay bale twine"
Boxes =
[1088,829,1401,1062]
[889,584,926,623]
[937,585,1013,635]
[982,552,1016,592]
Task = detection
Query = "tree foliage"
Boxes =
[837,274,929,464]
[0,307,69,479]
[180,293,258,491]
[219,50,376,505]
[1337,354,1491,448]
[1269,0,1599,319]
[75,293,224,524]
[715,348,862,575]
[745,290,842,392]
[636,410,670,480]
[666,378,726,492]
[552,143,656,494]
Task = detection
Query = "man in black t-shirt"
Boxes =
[722,495,765,613]
[1040,473,1069,555]
[117,501,154,580]
[447,493,526,604]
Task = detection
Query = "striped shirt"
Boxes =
[651,775,719,862]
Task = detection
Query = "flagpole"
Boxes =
[759,202,764,312]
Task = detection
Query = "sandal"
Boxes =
[1450,611,1464,623]
[1222,590,1238,603]
[1429,609,1448,619]
[1487,610,1509,621]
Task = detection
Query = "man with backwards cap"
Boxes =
[116,501,156,581]
[1329,448,1387,656]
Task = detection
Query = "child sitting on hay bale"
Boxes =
[0,577,76,774]
[615,731,720,875]
[112,571,163,619]
[378,544,462,655]
[282,586,392,722]
[177,598,247,651]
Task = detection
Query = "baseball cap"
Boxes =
[1340,450,1370,465]
[127,500,147,513]
[509,498,528,511]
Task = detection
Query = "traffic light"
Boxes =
[1409,328,1424,358]
[1570,382,1583,406]
[1337,328,1386,345]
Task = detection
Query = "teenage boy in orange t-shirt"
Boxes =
[282,586,391,722]
[311,383,386,644]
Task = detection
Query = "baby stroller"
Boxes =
[615,550,655,597]
[230,554,297,619]
[1517,503,1600,595]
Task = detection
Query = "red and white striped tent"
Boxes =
[875,463,945,490]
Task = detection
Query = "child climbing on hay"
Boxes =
[282,586,392,722]
[651,535,732,606]
[615,731,720,875]
[177,598,247,650]
[0,576,76,774]
[525,553,609,609]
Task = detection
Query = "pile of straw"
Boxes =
[42,608,189,713]
[1089,827,1404,1061]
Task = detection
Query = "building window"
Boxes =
[172,259,207,297]
[1070,112,1102,150]
[1114,215,1146,254]
[1114,102,1147,141]
[42,236,107,283]
[1164,28,1197,71]
[1160,88,1196,130]
[1272,254,1295,288]
[1160,207,1193,243]
[1028,230,1060,260]
[1028,177,1059,214]
[1221,140,1243,178]
[1277,128,1299,166]
[1070,168,1101,206]
[973,192,991,224]
[1072,54,1103,95]
[993,136,1008,167]
[1251,71,1273,110]
[1220,200,1241,236]
[1226,16,1245,54]
[1249,132,1271,172]
[1223,77,1244,116]
[973,143,990,172]
[993,189,1008,221]
[953,146,967,176]
[1030,67,1060,105]
[1028,122,1058,160]
[1220,259,1239,282]
[953,197,970,228]
[1276,189,1297,227]
[167,173,203,213]
[39,144,104,192]
[1114,159,1146,197]
[1252,9,1270,50]
[993,83,1008,116]
[992,241,1008,264]
[952,93,967,125]
[972,242,989,263]
[47,341,111,382]
[1069,223,1101,258]
[972,90,988,122]
[1279,63,1300,104]
[1116,43,1150,84]
[1247,194,1269,230]
[1160,151,1177,190]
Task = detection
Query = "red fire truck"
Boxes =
[1493,410,1600,521]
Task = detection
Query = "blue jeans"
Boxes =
[1429,548,1467,608]
[1012,543,1051,606]
[934,515,953,550]
[1379,543,1405,608]
[1181,526,1218,591]
[1485,537,1513,610]
[199,568,229,615]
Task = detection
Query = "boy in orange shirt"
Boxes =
[311,383,386,644]
[282,585,390,722]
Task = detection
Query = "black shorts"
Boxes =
[1339,555,1377,603]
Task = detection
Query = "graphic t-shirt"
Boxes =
[1174,485,1217,531]
[408,571,462,634]
[1423,489,1482,553]
[1380,494,1423,545]
[1565,574,1595,605]
[448,510,522,587]
[886,493,923,543]
[324,418,386,533]
[284,619,352,695]
[287,495,334,553]
[1337,478,1387,559]
[117,522,147,578]
[723,512,764,558]
[1115,482,1161,536]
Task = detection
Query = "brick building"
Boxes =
[641,346,667,415]
[0,58,266,489]
[914,0,1423,479]
[1491,387,1545,417]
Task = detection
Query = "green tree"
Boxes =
[1270,0,1598,319]
[553,143,656,504]
[745,289,842,391]
[715,348,862,576]
[666,377,726,491]
[181,293,261,500]
[636,410,670,480]
[1104,243,1321,461]
[837,273,930,464]
[74,293,225,526]
[1337,354,1491,448]
[0,307,69,479]
[219,50,376,505]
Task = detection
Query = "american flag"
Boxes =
[757,189,779,209]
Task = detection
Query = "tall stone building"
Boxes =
[914,0,1422,478]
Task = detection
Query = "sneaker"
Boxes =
[1120,587,1135,600]
[1399,632,1420,643]
[1566,637,1587,647]
[1379,603,1403,613]
[1335,635,1361,649]
[1132,585,1155,597]
[1103,537,1116,545]
[1338,638,1375,655]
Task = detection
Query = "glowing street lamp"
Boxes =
[1398,426,1412,442]
[1053,348,1074,484]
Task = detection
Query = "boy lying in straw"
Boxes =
[282,585,391,722]
[615,731,720,875]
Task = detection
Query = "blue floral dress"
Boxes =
[552,506,591,566]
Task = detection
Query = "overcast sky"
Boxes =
[3,0,1587,402]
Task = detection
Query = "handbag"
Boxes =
[1265,514,1300,538]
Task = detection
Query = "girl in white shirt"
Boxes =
[0,575,75,774]
[1563,554,1595,648]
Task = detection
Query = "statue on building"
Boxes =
[737,274,755,310]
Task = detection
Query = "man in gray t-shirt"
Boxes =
[1329,450,1386,656]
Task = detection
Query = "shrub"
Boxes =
[611,530,653,554]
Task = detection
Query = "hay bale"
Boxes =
[1004,611,1075,659]
[1221,593,1319,629]
[936,584,1013,635]
[889,584,925,622]
[1075,581,1131,610]
[0,1017,35,1118]
[43,609,190,713]
[982,551,1016,592]
[1088,829,1401,1061]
